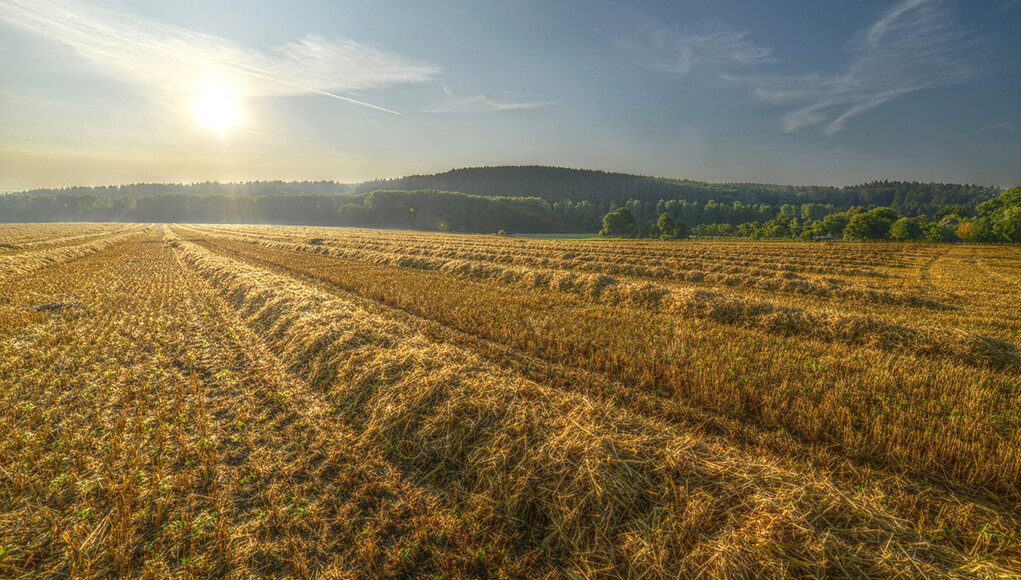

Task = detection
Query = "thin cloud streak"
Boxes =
[730,0,984,135]
[962,121,1016,137]
[424,82,554,113]
[425,95,555,113]
[0,0,439,114]
[639,20,776,75]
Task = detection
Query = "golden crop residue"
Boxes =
[1,222,1018,577]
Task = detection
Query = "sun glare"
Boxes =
[190,83,245,135]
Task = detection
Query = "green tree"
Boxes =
[802,203,837,222]
[674,220,690,239]
[600,207,637,237]
[808,220,827,237]
[993,206,1021,242]
[889,217,923,240]
[936,204,971,220]
[844,210,896,241]
[737,222,758,238]
[979,187,1021,242]
[755,214,794,239]
[869,207,900,223]
[978,187,1021,220]
[955,218,996,243]
[657,212,677,239]
[925,222,957,243]
[821,212,851,237]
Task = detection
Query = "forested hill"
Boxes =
[17,166,1000,216]
[3,166,1005,233]
[352,166,1000,215]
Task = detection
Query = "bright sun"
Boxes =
[190,84,245,135]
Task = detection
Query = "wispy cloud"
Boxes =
[424,82,554,113]
[628,19,775,75]
[962,121,1016,137]
[0,0,439,114]
[730,0,984,135]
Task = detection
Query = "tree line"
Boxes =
[353,166,999,215]
[0,190,570,233]
[3,187,1017,241]
[20,181,354,197]
[1,166,1010,237]
[336,190,565,233]
[600,187,1021,243]
[19,167,997,225]
[0,193,349,226]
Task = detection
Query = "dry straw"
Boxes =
[175,237,1003,576]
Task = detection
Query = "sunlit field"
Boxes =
[1,222,1019,577]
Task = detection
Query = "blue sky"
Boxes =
[0,0,1018,189]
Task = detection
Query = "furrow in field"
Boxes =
[0,231,149,341]
[184,226,1017,371]
[178,227,1021,566]
[191,228,1021,496]
[161,234,534,577]
[0,224,147,286]
[0,230,525,578]
[169,231,1005,577]
[924,247,1021,341]
[0,224,137,255]
[0,223,124,249]
[204,223,916,271]
[197,224,894,281]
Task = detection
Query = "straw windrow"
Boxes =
[174,236,1000,577]
[3,223,1018,577]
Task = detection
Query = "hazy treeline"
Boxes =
[337,190,564,233]
[0,190,568,232]
[0,193,350,226]
[21,181,354,197]
[1,166,1005,234]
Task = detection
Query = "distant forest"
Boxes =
[0,166,1006,235]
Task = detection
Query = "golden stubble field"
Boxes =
[1,222,1019,578]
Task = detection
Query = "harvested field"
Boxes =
[2,222,1019,578]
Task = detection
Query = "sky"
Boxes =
[0,0,1019,190]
